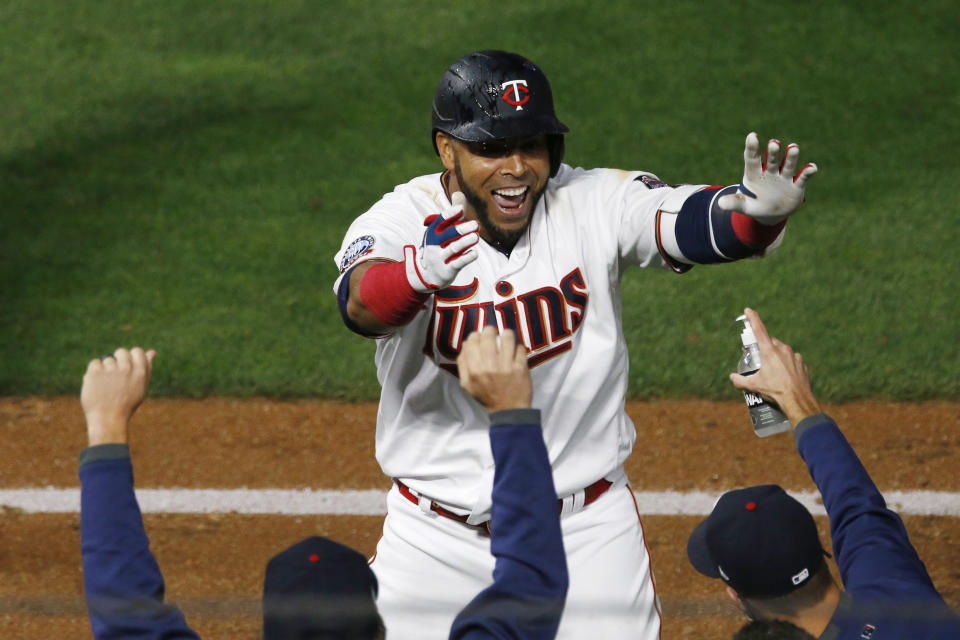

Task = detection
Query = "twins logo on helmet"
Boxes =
[501,80,530,110]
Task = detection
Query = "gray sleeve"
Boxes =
[792,413,833,448]
[79,443,131,469]
[489,408,541,428]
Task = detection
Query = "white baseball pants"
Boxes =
[369,473,662,640]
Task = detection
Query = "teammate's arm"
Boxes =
[728,312,953,614]
[339,192,480,336]
[450,328,567,640]
[653,133,817,270]
[79,349,202,640]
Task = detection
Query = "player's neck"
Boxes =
[441,169,456,201]
[781,582,842,637]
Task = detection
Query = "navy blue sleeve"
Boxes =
[337,261,383,338]
[337,263,385,338]
[449,409,568,640]
[795,415,945,605]
[80,448,201,640]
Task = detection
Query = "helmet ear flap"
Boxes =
[548,135,564,177]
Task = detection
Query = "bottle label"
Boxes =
[743,391,791,436]
[744,391,765,407]
[737,361,790,436]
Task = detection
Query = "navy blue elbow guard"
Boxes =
[674,185,778,262]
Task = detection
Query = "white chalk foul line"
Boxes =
[3,488,960,517]
[632,490,960,517]
[0,488,388,515]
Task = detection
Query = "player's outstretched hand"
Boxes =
[717,132,818,225]
[81,347,156,446]
[458,327,532,413]
[404,191,480,292]
[728,309,821,426]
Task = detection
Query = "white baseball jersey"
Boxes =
[334,164,706,522]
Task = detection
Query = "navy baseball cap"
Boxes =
[262,536,383,639]
[687,485,829,599]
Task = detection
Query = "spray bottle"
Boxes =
[736,314,792,437]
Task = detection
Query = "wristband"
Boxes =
[359,261,430,326]
[731,212,787,248]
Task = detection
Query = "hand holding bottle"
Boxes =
[730,308,822,428]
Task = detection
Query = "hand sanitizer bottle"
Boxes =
[737,314,792,437]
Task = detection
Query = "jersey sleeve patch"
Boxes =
[339,235,376,273]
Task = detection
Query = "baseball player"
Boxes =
[333,50,818,639]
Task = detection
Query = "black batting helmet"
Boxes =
[431,50,569,177]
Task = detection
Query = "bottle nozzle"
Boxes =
[736,314,756,347]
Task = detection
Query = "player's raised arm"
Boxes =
[652,132,818,272]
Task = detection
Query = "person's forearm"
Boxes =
[84,418,130,446]
[338,261,424,336]
[796,415,893,532]
[80,450,199,639]
[657,185,788,269]
[779,390,822,427]
[795,416,938,595]
[449,409,567,639]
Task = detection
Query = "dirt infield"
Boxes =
[2,397,958,639]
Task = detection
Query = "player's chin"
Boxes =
[493,208,531,229]
[488,211,532,241]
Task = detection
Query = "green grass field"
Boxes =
[2,1,958,400]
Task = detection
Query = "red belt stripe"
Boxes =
[395,477,613,535]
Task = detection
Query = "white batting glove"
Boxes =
[717,132,818,225]
[404,191,480,293]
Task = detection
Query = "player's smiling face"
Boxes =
[437,133,550,251]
